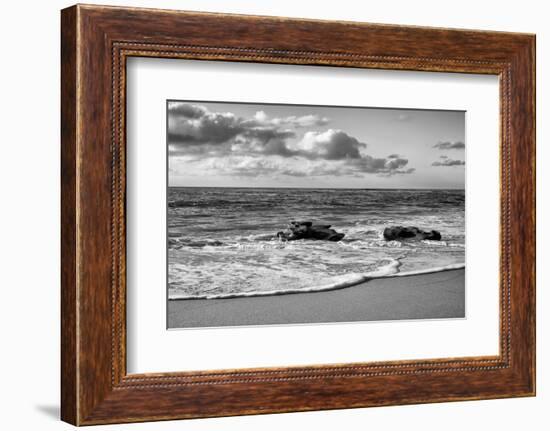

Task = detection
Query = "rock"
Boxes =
[383,226,441,241]
[277,221,345,242]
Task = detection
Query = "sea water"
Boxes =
[168,187,465,299]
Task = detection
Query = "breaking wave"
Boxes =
[168,187,465,300]
[169,260,465,300]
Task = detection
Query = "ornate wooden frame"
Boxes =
[61,4,535,425]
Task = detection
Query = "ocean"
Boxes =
[167,187,465,299]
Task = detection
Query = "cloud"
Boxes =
[203,157,308,178]
[347,157,414,175]
[384,157,410,170]
[168,102,207,119]
[168,103,416,178]
[302,158,415,177]
[293,129,366,160]
[191,155,415,179]
[252,110,329,128]
[168,103,299,156]
[253,110,268,122]
[168,105,244,146]
[433,141,465,150]
[236,127,297,154]
[432,158,465,166]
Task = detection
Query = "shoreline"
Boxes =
[169,262,465,300]
[168,268,465,329]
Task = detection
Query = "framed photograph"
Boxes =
[61,4,535,425]
[164,100,466,329]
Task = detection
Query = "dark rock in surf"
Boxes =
[277,221,345,242]
[383,226,441,241]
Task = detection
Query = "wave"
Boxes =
[388,262,465,277]
[168,238,224,249]
[168,234,463,250]
[168,261,465,300]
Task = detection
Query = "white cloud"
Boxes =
[293,129,366,160]
[433,141,465,150]
[168,103,415,179]
[432,158,465,166]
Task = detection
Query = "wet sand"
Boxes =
[168,268,465,328]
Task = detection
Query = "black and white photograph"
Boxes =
[166,101,466,328]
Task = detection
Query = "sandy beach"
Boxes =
[168,268,465,328]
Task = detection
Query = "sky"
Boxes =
[167,101,465,189]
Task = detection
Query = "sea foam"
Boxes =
[168,260,464,300]
[167,187,465,300]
